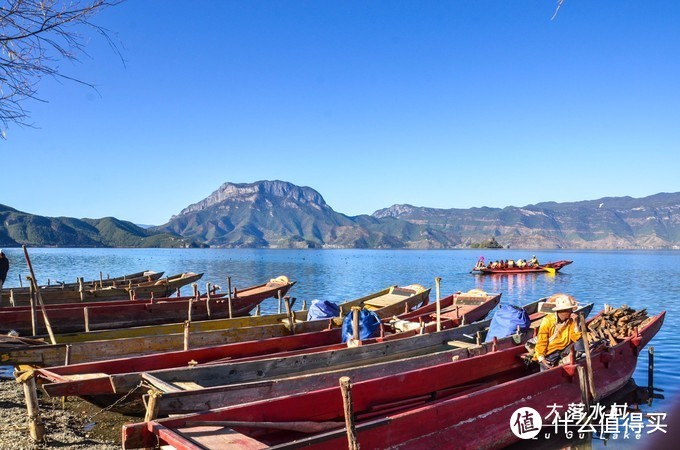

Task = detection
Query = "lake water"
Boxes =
[1,247,678,448]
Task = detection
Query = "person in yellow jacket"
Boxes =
[533,294,583,370]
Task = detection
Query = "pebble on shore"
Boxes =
[0,377,128,450]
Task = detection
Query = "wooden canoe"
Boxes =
[3,284,430,367]
[34,286,436,408]
[3,271,165,307]
[6,270,161,294]
[6,272,204,305]
[121,310,663,450]
[0,276,294,335]
[472,259,573,275]
[38,294,580,416]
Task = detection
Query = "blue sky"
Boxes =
[2,1,679,225]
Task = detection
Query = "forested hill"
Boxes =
[0,204,198,248]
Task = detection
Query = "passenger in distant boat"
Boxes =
[0,250,8,304]
[533,294,583,371]
[507,260,515,268]
[516,259,526,268]
[529,255,539,267]
[474,257,486,270]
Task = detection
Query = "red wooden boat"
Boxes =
[35,290,491,414]
[122,310,664,450]
[2,284,430,366]
[6,272,204,305]
[0,276,294,335]
[472,259,573,275]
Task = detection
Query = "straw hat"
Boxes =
[552,294,577,312]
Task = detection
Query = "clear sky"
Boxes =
[2,1,679,225]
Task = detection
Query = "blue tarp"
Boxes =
[485,304,531,342]
[341,308,381,343]
[307,299,340,321]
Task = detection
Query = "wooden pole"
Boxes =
[435,277,442,332]
[78,277,84,302]
[577,365,590,410]
[144,389,163,423]
[227,276,233,318]
[18,273,23,287]
[579,312,597,401]
[255,304,261,316]
[187,285,195,323]
[64,344,72,366]
[23,246,56,345]
[284,296,296,335]
[183,321,190,351]
[28,279,37,336]
[648,346,655,398]
[206,283,212,319]
[84,307,90,332]
[352,307,361,342]
[99,271,103,289]
[18,370,45,442]
[339,376,359,450]
[277,289,282,314]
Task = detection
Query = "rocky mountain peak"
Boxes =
[175,180,329,217]
[372,204,417,219]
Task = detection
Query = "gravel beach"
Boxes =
[0,376,130,450]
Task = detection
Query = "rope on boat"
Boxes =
[83,381,145,424]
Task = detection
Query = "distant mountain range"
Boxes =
[3,181,680,249]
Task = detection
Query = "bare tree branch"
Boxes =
[551,0,565,20]
[0,0,124,137]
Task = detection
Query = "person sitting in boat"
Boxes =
[516,259,526,268]
[528,255,539,267]
[533,294,583,371]
[474,257,486,270]
[507,259,515,268]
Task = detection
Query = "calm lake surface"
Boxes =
[1,247,678,448]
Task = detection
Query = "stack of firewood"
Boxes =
[586,305,649,342]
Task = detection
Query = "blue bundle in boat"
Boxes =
[341,308,381,343]
[485,304,530,342]
[307,299,340,321]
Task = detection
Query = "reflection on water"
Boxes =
[0,247,678,448]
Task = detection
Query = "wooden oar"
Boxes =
[579,312,597,401]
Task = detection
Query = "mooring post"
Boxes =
[352,306,361,342]
[206,282,212,319]
[17,370,45,442]
[435,277,442,332]
[183,321,190,351]
[84,307,90,332]
[227,276,233,318]
[277,289,282,314]
[187,284,197,322]
[144,389,163,423]
[255,304,261,316]
[339,376,359,450]
[284,296,296,335]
